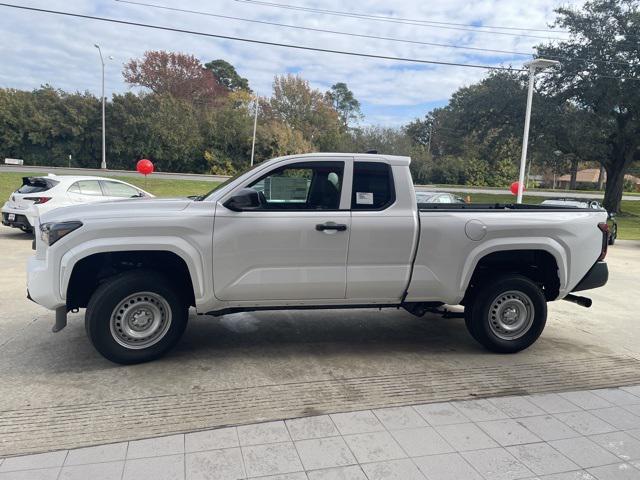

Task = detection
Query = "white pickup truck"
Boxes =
[27,153,610,364]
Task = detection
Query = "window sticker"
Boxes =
[356,192,374,205]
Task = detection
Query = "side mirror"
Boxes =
[224,188,262,211]
[608,212,616,219]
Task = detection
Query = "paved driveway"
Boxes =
[0,226,639,456]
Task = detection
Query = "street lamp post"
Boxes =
[516,58,560,203]
[94,44,109,170]
[250,94,259,166]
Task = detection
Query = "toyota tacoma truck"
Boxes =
[27,153,609,364]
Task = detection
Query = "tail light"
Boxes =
[24,197,51,204]
[597,223,609,261]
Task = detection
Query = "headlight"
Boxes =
[40,221,83,246]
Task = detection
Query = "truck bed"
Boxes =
[407,206,608,304]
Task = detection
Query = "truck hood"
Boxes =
[40,198,192,224]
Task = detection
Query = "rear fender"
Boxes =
[460,237,568,299]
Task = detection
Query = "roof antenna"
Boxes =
[365,149,378,154]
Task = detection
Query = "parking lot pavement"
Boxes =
[2,385,640,480]
[1,226,640,457]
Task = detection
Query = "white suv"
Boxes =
[2,174,153,233]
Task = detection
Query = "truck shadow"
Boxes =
[0,307,609,377]
[177,309,475,356]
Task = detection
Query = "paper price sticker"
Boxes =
[356,192,374,205]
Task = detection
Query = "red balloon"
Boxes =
[136,159,154,176]
[510,181,524,195]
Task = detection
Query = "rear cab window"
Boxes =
[351,161,395,210]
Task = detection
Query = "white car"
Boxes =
[416,191,466,204]
[2,175,153,233]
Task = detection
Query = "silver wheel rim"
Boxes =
[488,290,535,340]
[109,292,172,349]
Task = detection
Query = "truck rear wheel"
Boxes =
[85,270,188,364]
[464,275,547,353]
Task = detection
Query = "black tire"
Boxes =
[464,275,547,353]
[85,270,188,364]
[20,226,33,235]
[464,293,481,343]
[608,225,617,245]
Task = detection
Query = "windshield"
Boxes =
[195,163,265,201]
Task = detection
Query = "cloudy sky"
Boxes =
[0,0,583,125]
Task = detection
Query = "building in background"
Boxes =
[556,168,640,192]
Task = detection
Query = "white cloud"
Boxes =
[0,0,585,125]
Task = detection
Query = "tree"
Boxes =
[418,71,535,184]
[268,74,342,146]
[326,82,362,127]
[405,116,433,149]
[255,121,314,159]
[204,59,250,92]
[537,0,640,212]
[200,90,255,169]
[123,51,227,105]
[0,86,101,167]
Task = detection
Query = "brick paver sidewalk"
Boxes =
[2,386,640,479]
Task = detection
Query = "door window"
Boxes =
[248,161,344,210]
[351,162,395,210]
[101,181,140,197]
[69,180,102,196]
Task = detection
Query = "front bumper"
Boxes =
[572,261,609,292]
[27,254,65,310]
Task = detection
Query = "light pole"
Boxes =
[250,93,259,166]
[94,44,112,170]
[516,58,560,203]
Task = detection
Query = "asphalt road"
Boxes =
[1,225,639,455]
[3,164,638,201]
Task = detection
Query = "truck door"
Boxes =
[213,159,351,301]
[346,161,419,301]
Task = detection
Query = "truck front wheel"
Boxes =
[85,270,188,364]
[464,275,547,353]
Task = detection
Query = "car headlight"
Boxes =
[40,221,83,246]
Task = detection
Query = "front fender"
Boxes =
[59,237,206,302]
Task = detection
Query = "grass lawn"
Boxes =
[2,171,638,240]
